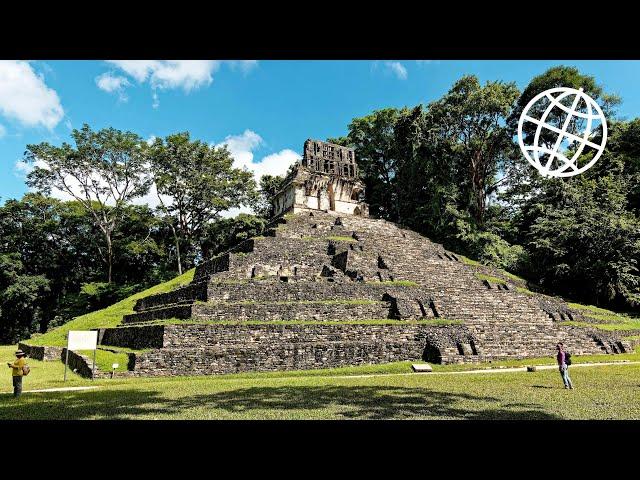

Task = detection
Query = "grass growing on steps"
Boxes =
[568,303,638,322]
[28,269,195,347]
[475,273,507,285]
[212,299,382,306]
[325,236,358,242]
[566,303,640,330]
[119,318,464,327]
[458,254,481,267]
[365,280,419,287]
[563,320,640,331]
[515,286,536,296]
[75,349,131,372]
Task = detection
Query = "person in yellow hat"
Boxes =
[7,350,27,398]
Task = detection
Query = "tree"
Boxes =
[344,108,404,221]
[256,174,286,219]
[428,75,519,225]
[25,125,151,283]
[0,253,49,343]
[201,214,267,257]
[146,132,258,272]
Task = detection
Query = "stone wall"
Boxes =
[60,348,108,379]
[96,209,633,377]
[191,301,392,322]
[134,281,208,312]
[127,323,474,376]
[17,342,63,361]
[99,325,165,349]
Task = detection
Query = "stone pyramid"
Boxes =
[93,140,633,376]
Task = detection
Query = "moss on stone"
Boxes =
[366,280,419,287]
[129,318,462,327]
[475,273,507,285]
[325,236,358,242]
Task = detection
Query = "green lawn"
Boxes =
[1,344,639,420]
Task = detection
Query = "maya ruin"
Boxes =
[19,139,636,377]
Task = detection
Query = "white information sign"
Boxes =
[64,330,99,382]
[67,330,98,351]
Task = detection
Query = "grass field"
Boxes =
[9,258,640,420]
[1,344,639,420]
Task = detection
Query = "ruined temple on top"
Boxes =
[26,138,636,378]
[273,139,369,217]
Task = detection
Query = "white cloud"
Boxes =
[107,60,220,92]
[0,60,64,129]
[217,130,264,164]
[0,124,5,138]
[14,159,33,176]
[103,60,221,108]
[385,61,408,80]
[227,60,259,74]
[95,72,131,101]
[253,149,300,178]
[216,130,300,183]
[100,60,258,107]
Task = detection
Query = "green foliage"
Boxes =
[201,214,267,259]
[25,124,152,283]
[145,132,259,271]
[456,228,529,273]
[29,269,195,346]
[256,173,289,218]
[0,253,50,343]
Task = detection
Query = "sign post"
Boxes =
[64,330,98,382]
[64,348,69,382]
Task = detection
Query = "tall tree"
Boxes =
[24,125,151,283]
[428,75,519,225]
[146,132,258,272]
[344,108,404,220]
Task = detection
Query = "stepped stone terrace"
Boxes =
[22,139,636,377]
[87,210,633,377]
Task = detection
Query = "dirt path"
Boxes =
[1,386,101,395]
[326,360,640,380]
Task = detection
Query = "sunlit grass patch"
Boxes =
[29,269,195,347]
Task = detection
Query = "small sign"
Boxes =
[64,330,98,382]
[68,330,98,351]
[411,363,433,373]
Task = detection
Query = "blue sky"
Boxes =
[1,60,640,205]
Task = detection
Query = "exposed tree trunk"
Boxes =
[106,234,113,284]
[171,225,182,275]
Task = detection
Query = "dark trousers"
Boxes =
[12,376,22,397]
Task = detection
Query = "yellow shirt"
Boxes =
[10,357,26,377]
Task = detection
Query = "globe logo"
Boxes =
[518,87,608,178]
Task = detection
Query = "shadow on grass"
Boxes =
[0,385,561,420]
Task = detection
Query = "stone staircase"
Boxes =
[105,210,631,375]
